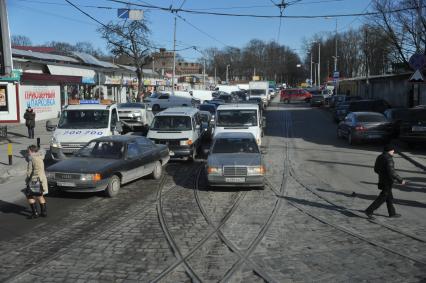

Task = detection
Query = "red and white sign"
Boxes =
[19,85,61,122]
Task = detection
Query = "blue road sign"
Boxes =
[117,9,130,19]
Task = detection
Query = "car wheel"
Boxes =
[105,175,120,197]
[152,104,160,112]
[348,132,355,145]
[150,161,163,180]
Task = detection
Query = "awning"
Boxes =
[47,65,96,84]
[21,73,81,84]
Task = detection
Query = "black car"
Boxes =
[199,103,217,120]
[335,99,391,123]
[385,108,426,146]
[337,112,392,145]
[310,95,325,107]
[46,136,170,197]
[218,94,236,103]
[330,95,362,108]
[333,102,350,122]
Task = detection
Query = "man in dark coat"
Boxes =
[23,107,36,139]
[365,144,405,219]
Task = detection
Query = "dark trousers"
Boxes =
[366,183,396,216]
[27,127,34,139]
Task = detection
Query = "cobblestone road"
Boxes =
[1,103,425,282]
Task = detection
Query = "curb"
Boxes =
[397,150,426,171]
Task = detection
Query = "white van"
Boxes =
[249,81,269,107]
[147,107,205,161]
[144,92,196,111]
[214,104,264,146]
[48,101,122,160]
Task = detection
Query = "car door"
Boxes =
[158,94,170,109]
[122,142,145,183]
[342,114,352,137]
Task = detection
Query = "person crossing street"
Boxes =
[365,144,406,219]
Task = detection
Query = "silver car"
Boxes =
[206,132,265,188]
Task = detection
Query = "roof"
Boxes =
[12,48,79,63]
[72,52,118,68]
[216,104,258,110]
[93,135,148,143]
[214,132,256,139]
[13,46,57,53]
[64,103,116,110]
[156,107,199,116]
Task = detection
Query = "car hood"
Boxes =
[47,157,118,173]
[207,153,261,166]
[54,128,110,144]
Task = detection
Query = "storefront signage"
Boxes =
[82,77,95,84]
[105,76,122,85]
[20,85,61,121]
[0,69,21,82]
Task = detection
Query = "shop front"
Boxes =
[0,70,21,123]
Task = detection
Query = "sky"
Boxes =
[8,0,372,61]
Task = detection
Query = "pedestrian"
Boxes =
[365,144,405,219]
[25,145,48,219]
[23,106,36,139]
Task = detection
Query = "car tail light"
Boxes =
[355,125,366,131]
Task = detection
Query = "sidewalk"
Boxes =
[0,119,57,182]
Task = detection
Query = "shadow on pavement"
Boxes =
[0,200,30,217]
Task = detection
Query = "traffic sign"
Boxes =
[117,9,129,19]
[117,9,143,20]
[409,53,426,70]
[333,71,340,79]
[408,69,425,83]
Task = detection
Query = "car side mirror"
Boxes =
[46,120,57,132]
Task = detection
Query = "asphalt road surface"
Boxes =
[0,101,425,282]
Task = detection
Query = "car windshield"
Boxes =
[357,114,386,122]
[118,103,145,109]
[199,104,216,114]
[149,93,160,99]
[217,109,258,127]
[250,89,266,96]
[151,116,192,131]
[58,110,109,129]
[75,141,124,159]
[212,137,259,154]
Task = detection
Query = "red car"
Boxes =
[280,88,312,103]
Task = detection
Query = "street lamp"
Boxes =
[226,64,230,84]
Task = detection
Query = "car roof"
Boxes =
[91,135,149,143]
[216,104,258,110]
[65,104,114,110]
[156,107,199,116]
[214,132,255,139]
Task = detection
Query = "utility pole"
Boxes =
[0,0,13,76]
[334,18,338,72]
[310,52,313,86]
[203,59,206,89]
[253,67,256,77]
[318,42,321,87]
[226,64,230,84]
[172,17,177,95]
[152,56,155,73]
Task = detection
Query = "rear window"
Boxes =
[151,116,192,131]
[356,114,386,122]
[212,137,259,154]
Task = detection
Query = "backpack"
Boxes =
[374,155,383,174]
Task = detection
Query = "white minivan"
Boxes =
[145,92,197,111]
[213,104,265,146]
[147,107,205,161]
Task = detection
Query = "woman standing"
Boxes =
[25,145,48,219]
[23,107,36,139]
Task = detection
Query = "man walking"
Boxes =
[365,144,405,219]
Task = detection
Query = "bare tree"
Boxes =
[11,35,32,46]
[98,20,151,93]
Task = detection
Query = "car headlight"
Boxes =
[46,172,55,179]
[80,173,102,181]
[247,165,266,176]
[180,139,193,146]
[207,166,223,175]
[50,136,61,148]
[136,116,142,121]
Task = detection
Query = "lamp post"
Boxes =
[310,52,313,86]
[226,64,230,84]
[317,42,321,87]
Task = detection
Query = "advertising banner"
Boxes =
[20,85,61,121]
[0,85,6,107]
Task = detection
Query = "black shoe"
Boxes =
[389,214,401,218]
[28,203,39,219]
[365,211,375,219]
[40,203,47,217]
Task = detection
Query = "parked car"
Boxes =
[333,102,350,122]
[337,112,392,145]
[280,88,312,103]
[206,132,265,188]
[310,95,325,107]
[117,102,154,134]
[385,108,426,146]
[330,95,362,108]
[334,99,391,122]
[46,135,169,197]
[144,92,196,111]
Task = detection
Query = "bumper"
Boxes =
[120,120,145,129]
[352,132,390,141]
[168,145,193,158]
[48,179,109,193]
[207,175,264,187]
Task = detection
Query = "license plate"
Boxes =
[57,181,76,187]
[225,177,245,183]
[169,151,175,156]
[412,126,426,132]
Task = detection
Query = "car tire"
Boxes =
[105,175,120,197]
[348,132,355,145]
[152,104,160,112]
[150,161,163,180]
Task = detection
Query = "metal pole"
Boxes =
[203,59,206,89]
[214,67,217,85]
[172,17,177,95]
[310,52,313,86]
[334,18,338,72]
[226,64,230,83]
[318,43,321,87]
[0,0,13,76]
[314,63,317,86]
